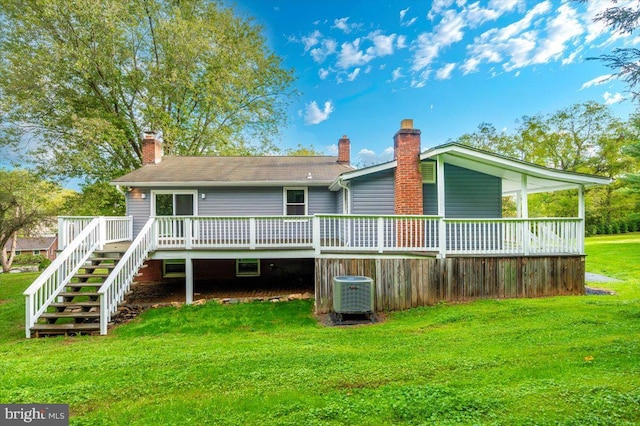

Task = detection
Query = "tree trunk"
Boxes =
[1,232,18,273]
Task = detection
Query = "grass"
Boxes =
[0,235,639,425]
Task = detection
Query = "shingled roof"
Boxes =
[112,156,353,187]
[5,236,57,251]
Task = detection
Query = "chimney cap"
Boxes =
[400,119,414,130]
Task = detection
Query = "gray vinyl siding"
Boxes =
[350,170,394,214]
[336,189,344,214]
[423,164,501,218]
[199,187,282,216]
[308,187,336,214]
[127,189,151,236]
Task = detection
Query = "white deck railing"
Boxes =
[155,216,315,249]
[24,218,102,338]
[58,216,133,250]
[99,218,156,335]
[317,215,441,252]
[25,216,134,338]
[444,218,582,255]
[149,215,582,256]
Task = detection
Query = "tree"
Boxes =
[587,1,640,99]
[0,169,60,272]
[0,0,295,183]
[61,182,125,216]
[284,144,325,156]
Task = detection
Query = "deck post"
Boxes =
[437,155,446,258]
[521,175,530,255]
[249,218,256,250]
[185,255,193,304]
[313,216,321,255]
[578,184,585,254]
[98,216,106,250]
[377,217,384,253]
[185,218,192,249]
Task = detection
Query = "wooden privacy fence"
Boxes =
[315,256,585,313]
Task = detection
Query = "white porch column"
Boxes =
[521,175,529,255]
[185,254,193,305]
[437,155,446,258]
[520,175,528,219]
[578,184,585,254]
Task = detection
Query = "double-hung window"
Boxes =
[284,187,307,216]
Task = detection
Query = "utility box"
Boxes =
[332,276,374,315]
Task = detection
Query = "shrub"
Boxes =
[586,225,599,236]
[620,221,629,234]
[12,253,46,266]
[612,222,621,234]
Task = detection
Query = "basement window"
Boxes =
[163,259,186,278]
[236,259,260,277]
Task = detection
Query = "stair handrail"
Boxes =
[24,218,102,338]
[98,218,156,335]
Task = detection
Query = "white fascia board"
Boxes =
[111,180,333,188]
[422,145,611,187]
[329,160,397,190]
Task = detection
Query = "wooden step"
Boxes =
[66,283,103,289]
[90,257,121,262]
[50,301,100,309]
[31,323,100,336]
[82,264,117,270]
[40,312,101,319]
[59,291,100,298]
[73,273,110,279]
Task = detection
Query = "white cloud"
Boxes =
[400,7,409,21]
[318,68,330,80]
[304,100,334,125]
[428,0,456,20]
[302,30,322,52]
[531,3,584,65]
[391,67,404,81]
[346,68,361,81]
[397,35,407,49]
[332,17,361,34]
[402,17,418,27]
[357,147,394,167]
[580,74,614,90]
[436,63,456,80]
[336,38,373,69]
[366,31,396,57]
[603,91,624,105]
[310,39,337,63]
[412,9,466,71]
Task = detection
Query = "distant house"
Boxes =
[6,236,58,260]
[24,119,611,337]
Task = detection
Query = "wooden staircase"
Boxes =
[30,248,128,337]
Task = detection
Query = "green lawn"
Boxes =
[1,235,639,425]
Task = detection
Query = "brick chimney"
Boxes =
[338,135,350,165]
[142,132,162,165]
[394,119,423,215]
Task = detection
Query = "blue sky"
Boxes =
[233,0,638,166]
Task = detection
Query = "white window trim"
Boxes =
[150,190,198,216]
[236,259,260,277]
[163,259,186,278]
[283,187,308,216]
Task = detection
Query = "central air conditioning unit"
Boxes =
[332,276,374,321]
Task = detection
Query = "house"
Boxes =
[24,119,611,337]
[5,236,58,260]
